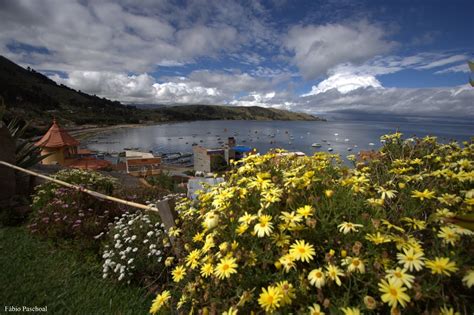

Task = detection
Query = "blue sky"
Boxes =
[0,0,473,118]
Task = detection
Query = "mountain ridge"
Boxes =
[0,55,323,135]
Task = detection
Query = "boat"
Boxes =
[347,147,352,151]
[328,148,333,152]
[344,138,350,142]
[369,143,375,146]
[312,143,322,148]
[334,133,339,136]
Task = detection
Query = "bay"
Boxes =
[85,119,474,158]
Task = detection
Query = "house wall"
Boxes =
[193,146,211,173]
[41,147,64,165]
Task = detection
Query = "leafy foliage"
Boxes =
[101,211,171,284]
[6,117,48,168]
[153,134,473,314]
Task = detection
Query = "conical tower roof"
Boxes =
[35,119,80,148]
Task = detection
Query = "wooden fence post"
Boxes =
[155,197,182,256]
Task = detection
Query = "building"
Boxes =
[193,138,256,173]
[35,119,80,165]
[124,150,161,176]
[193,145,226,173]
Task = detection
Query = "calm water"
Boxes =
[85,120,474,158]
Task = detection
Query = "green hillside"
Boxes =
[0,55,323,135]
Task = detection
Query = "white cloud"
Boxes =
[49,69,275,105]
[0,0,271,73]
[435,63,470,74]
[151,82,222,104]
[416,54,468,70]
[303,72,382,96]
[284,21,396,79]
[298,85,474,118]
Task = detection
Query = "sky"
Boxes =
[0,0,473,119]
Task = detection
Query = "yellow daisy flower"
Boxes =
[326,264,344,286]
[437,226,460,246]
[238,212,257,225]
[340,306,361,315]
[338,222,363,234]
[276,281,295,306]
[214,257,238,279]
[200,263,214,278]
[396,247,425,271]
[385,267,415,288]
[439,305,461,315]
[149,290,171,314]
[425,257,458,276]
[308,303,325,315]
[254,215,274,237]
[297,205,314,218]
[462,269,474,288]
[289,240,316,263]
[365,232,391,244]
[279,253,296,272]
[258,286,283,313]
[343,256,365,274]
[378,278,411,308]
[185,249,201,269]
[172,265,186,282]
[308,268,326,288]
[411,189,435,201]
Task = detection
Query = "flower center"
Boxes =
[222,264,229,271]
[299,248,306,254]
[390,288,398,296]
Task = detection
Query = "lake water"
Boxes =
[85,120,474,158]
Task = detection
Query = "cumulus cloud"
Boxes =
[302,72,382,96]
[49,69,277,105]
[284,21,396,79]
[0,0,272,73]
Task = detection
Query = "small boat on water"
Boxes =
[334,133,339,136]
[328,147,333,152]
[347,147,352,151]
[344,138,350,142]
[312,143,322,148]
[369,142,375,146]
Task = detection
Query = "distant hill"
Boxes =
[0,55,323,135]
[153,104,320,121]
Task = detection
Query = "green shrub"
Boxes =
[150,134,473,314]
[28,169,121,250]
[100,211,172,285]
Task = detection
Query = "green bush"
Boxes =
[101,211,172,285]
[150,134,474,314]
[28,169,121,250]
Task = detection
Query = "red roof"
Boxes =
[35,119,80,148]
[66,157,111,170]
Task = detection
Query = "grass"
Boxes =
[0,226,153,315]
